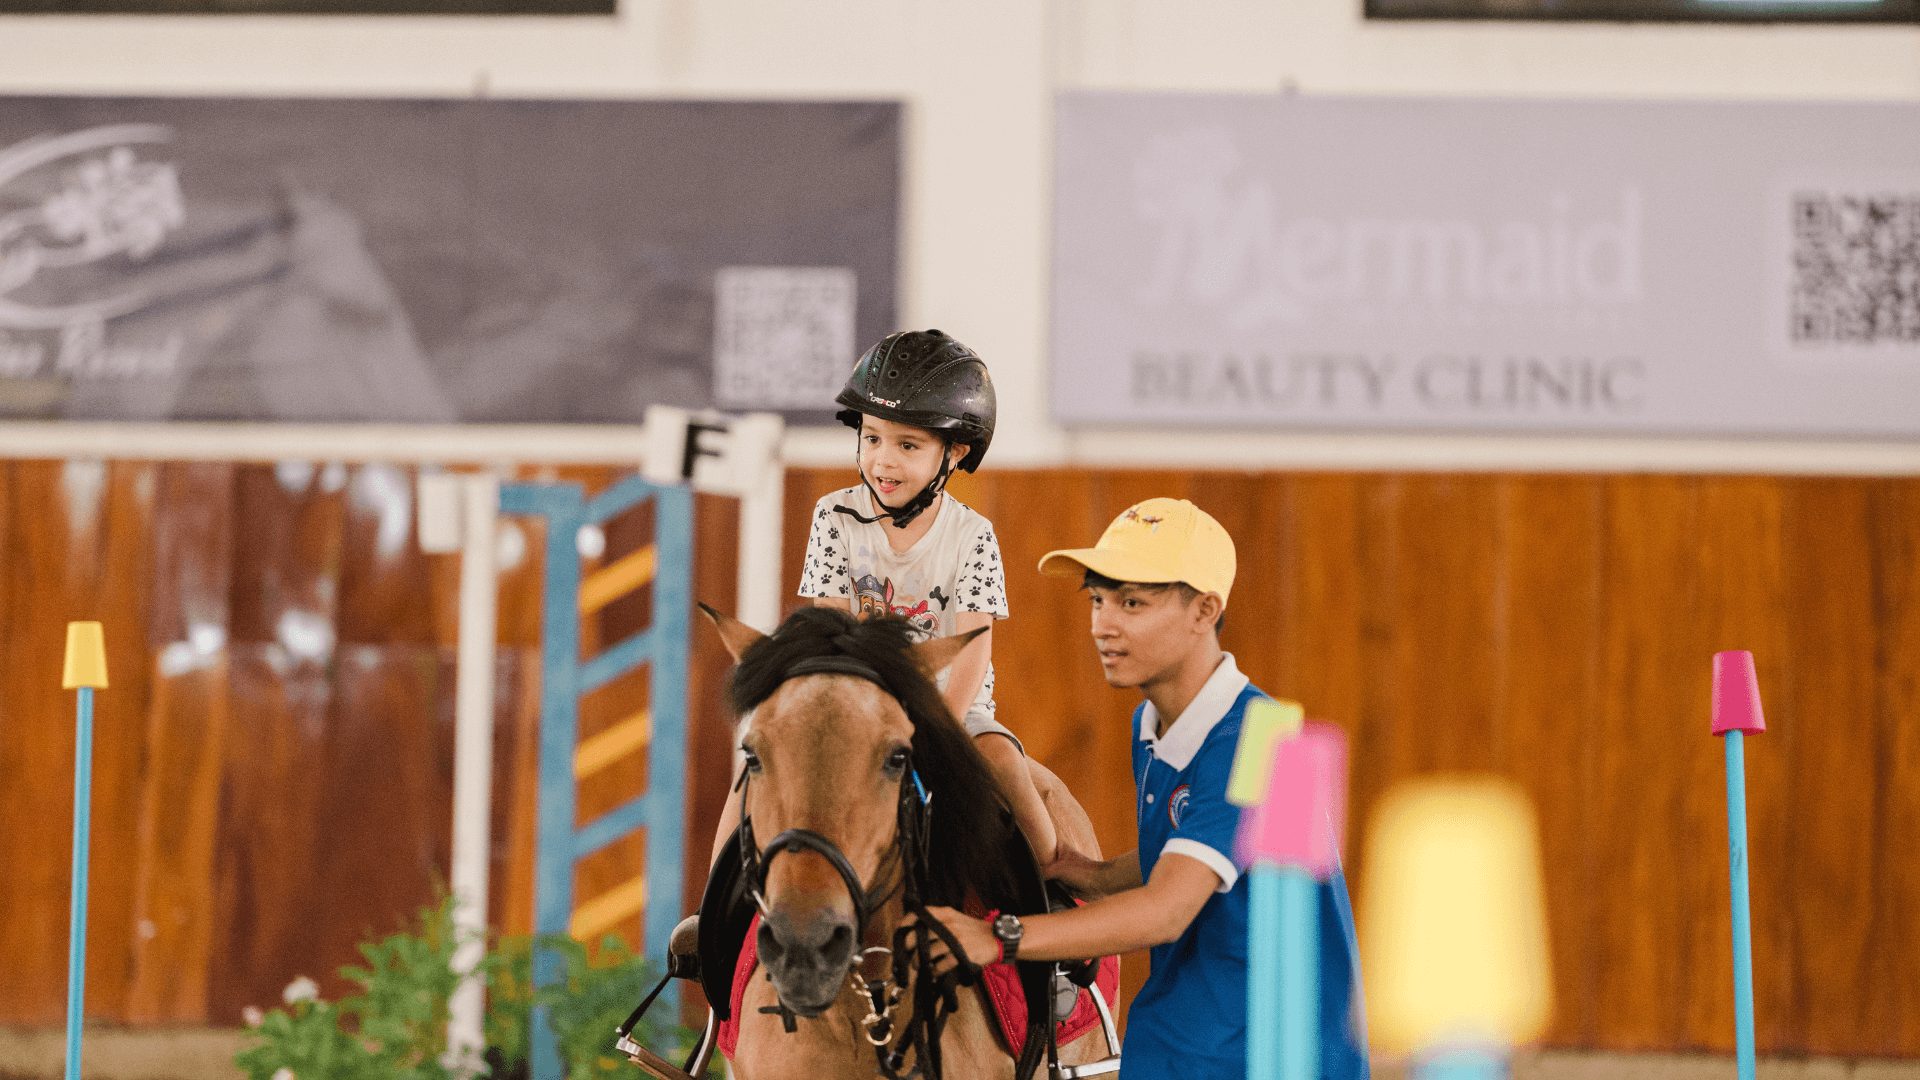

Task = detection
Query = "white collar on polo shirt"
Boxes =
[1137,653,1250,770]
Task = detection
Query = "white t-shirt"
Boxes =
[799,485,1009,728]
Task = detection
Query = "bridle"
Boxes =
[734,652,982,1080]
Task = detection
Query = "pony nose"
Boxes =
[759,907,856,979]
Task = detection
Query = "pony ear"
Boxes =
[909,626,989,678]
[699,602,765,662]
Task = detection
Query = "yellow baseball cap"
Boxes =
[1037,498,1237,605]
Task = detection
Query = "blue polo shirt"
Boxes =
[1124,654,1369,1080]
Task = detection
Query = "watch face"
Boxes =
[995,914,1022,939]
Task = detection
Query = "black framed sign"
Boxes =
[0,96,900,423]
[0,0,612,13]
[1366,0,1916,22]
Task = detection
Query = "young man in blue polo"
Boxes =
[920,498,1368,1079]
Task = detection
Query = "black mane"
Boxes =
[728,606,1020,908]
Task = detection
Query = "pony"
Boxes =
[695,605,1116,1080]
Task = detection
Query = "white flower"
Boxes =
[281,976,319,1006]
[241,1006,264,1027]
[271,1069,296,1080]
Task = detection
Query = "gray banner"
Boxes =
[1052,92,1920,437]
[0,96,898,423]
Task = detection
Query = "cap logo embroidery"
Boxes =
[1123,507,1166,531]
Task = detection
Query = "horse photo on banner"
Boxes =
[0,96,899,425]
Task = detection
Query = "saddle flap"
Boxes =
[697,824,756,1021]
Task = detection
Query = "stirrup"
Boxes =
[1050,971,1121,1080]
[616,1007,718,1080]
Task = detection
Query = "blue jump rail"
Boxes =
[499,475,692,1080]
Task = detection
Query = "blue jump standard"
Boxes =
[65,686,96,1080]
[1725,731,1757,1080]
[1248,864,1317,1080]
[1417,1047,1506,1080]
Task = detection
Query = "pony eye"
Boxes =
[743,749,763,774]
[884,747,910,774]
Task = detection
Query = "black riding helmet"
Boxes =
[834,329,996,473]
[833,329,996,528]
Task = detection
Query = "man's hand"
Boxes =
[1043,846,1104,896]
[1043,848,1141,900]
[909,905,999,977]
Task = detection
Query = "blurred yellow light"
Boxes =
[1359,778,1552,1055]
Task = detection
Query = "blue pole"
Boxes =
[533,492,584,1080]
[1249,866,1279,1080]
[65,686,95,1080]
[1249,864,1318,1080]
[1278,867,1317,1080]
[1415,1047,1506,1080]
[647,483,693,1018]
[1725,731,1757,1080]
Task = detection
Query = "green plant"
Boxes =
[236,896,713,1080]
[529,934,719,1080]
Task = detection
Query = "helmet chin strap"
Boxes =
[834,443,958,530]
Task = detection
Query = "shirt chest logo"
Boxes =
[1167,784,1191,829]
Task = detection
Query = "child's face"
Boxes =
[858,416,962,508]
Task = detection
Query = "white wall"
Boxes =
[5,0,1918,473]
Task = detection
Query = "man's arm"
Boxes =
[920,850,1220,965]
[1045,847,1142,899]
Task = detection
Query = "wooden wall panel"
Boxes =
[489,646,543,941]
[1385,476,1505,775]
[1779,480,1881,1054]
[207,647,338,1021]
[126,656,232,1023]
[0,462,154,1024]
[1867,479,1920,1053]
[1498,476,1603,1047]
[308,649,456,976]
[127,461,240,1023]
[1593,478,1702,1048]
[1268,475,1370,820]
[684,490,742,987]
[5,461,1920,1064]
[1684,478,1788,1051]
[335,463,443,647]
[75,463,161,1023]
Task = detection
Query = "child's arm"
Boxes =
[977,731,1059,865]
[940,611,993,721]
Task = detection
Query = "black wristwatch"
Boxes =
[992,913,1024,963]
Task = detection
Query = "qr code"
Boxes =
[1790,193,1920,347]
[713,266,857,409]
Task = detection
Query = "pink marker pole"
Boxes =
[1712,651,1765,1080]
[1236,723,1348,1080]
